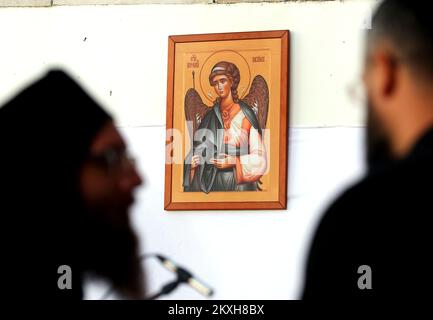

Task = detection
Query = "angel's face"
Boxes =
[211,75,232,100]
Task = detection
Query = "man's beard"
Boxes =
[366,98,394,172]
[81,207,146,299]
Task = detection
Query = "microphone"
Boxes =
[155,254,214,297]
[100,253,214,299]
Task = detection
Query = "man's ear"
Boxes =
[374,48,398,99]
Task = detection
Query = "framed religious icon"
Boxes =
[165,30,289,210]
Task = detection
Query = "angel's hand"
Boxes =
[210,154,236,169]
[191,155,201,169]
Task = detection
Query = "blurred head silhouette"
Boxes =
[364,1,433,170]
[0,70,144,299]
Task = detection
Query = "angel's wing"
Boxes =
[184,88,211,141]
[242,75,269,131]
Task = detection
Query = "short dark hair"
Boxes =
[368,1,433,80]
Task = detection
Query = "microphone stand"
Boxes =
[146,279,181,300]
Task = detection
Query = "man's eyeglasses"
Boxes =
[87,148,136,175]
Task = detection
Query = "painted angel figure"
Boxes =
[183,61,269,193]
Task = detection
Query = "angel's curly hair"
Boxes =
[209,61,240,103]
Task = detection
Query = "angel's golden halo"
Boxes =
[200,50,251,104]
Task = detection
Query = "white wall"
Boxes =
[0,1,375,299]
[126,126,365,300]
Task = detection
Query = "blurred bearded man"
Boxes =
[0,70,145,299]
[303,1,433,299]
